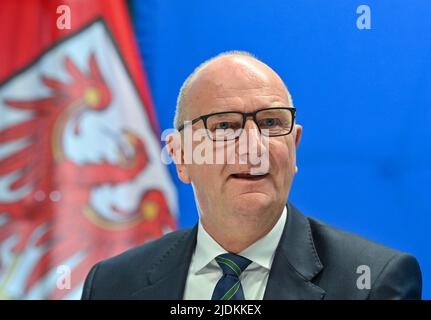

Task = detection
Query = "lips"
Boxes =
[230,172,269,181]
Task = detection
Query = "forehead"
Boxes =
[184,56,291,117]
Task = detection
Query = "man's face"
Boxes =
[174,56,302,226]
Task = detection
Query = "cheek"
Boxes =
[188,163,223,188]
[269,139,296,174]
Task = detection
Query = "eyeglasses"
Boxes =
[177,107,296,141]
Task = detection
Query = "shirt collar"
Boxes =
[192,206,287,274]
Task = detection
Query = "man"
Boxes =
[81,52,422,300]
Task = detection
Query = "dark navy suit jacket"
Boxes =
[81,203,422,299]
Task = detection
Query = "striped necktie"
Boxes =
[211,253,252,300]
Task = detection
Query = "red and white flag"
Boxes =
[0,0,177,299]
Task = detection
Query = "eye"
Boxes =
[259,118,280,127]
[216,122,231,130]
[214,121,241,130]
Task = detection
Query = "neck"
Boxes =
[200,206,283,253]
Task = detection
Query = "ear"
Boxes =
[294,124,302,174]
[294,124,302,149]
[166,133,191,184]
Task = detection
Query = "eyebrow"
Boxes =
[207,104,291,114]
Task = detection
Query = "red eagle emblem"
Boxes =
[0,54,176,299]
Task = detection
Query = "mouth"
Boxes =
[229,172,269,182]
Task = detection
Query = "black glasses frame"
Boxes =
[177,107,296,141]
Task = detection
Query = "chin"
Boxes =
[231,192,272,212]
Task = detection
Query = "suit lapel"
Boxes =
[130,203,325,300]
[131,225,198,299]
[264,203,326,300]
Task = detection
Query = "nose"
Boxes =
[238,118,268,159]
[244,117,259,132]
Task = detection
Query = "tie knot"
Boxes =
[215,253,251,277]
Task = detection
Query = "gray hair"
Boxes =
[173,51,291,130]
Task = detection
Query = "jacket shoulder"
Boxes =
[306,216,421,299]
[308,216,401,261]
[100,228,191,270]
[81,228,193,299]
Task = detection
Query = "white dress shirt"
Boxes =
[183,207,287,300]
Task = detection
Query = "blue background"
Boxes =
[130,0,431,298]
